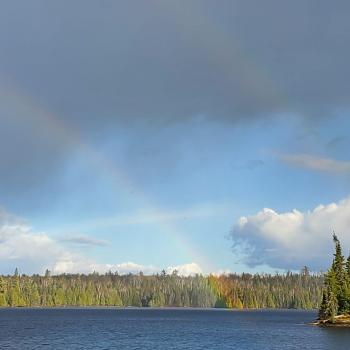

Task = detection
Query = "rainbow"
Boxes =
[0,3,287,274]
[1,83,213,272]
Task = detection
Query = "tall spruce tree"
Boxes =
[332,233,347,313]
[319,233,350,320]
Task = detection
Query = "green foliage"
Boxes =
[0,270,324,309]
[318,233,350,320]
[209,272,322,309]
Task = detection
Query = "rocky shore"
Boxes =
[311,314,350,327]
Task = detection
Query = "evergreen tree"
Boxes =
[325,286,338,323]
[0,277,7,306]
[319,233,350,320]
[0,269,324,309]
[331,233,347,313]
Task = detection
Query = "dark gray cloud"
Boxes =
[0,113,67,190]
[1,0,350,127]
[1,0,350,210]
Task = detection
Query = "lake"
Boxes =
[0,308,349,349]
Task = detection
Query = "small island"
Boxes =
[314,233,350,327]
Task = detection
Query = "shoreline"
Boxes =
[0,306,317,311]
[311,315,350,327]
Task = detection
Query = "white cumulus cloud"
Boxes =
[166,263,202,276]
[0,221,87,275]
[53,260,202,277]
[232,196,350,270]
[0,207,203,276]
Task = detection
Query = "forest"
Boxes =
[0,268,323,309]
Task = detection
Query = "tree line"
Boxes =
[319,233,350,321]
[0,268,323,309]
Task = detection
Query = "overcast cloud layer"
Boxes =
[1,1,350,125]
[1,1,350,274]
[232,196,350,270]
[1,1,350,196]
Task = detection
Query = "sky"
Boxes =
[1,1,350,276]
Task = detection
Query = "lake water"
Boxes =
[0,308,349,349]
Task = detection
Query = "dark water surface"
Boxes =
[0,308,349,349]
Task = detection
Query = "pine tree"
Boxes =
[331,233,347,313]
[318,233,350,320]
[0,269,325,309]
[318,289,328,320]
[326,286,339,323]
[0,277,7,307]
